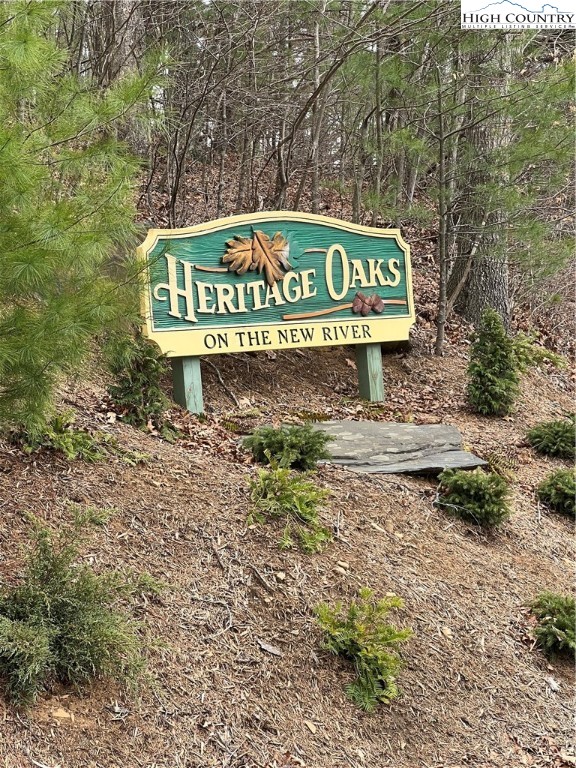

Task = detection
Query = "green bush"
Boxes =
[249,466,331,553]
[530,592,575,658]
[8,412,150,465]
[0,618,53,707]
[467,308,520,416]
[315,588,413,712]
[107,333,175,437]
[11,412,107,462]
[484,449,518,482]
[511,332,566,372]
[436,468,511,528]
[526,417,575,460]
[537,469,575,518]
[0,512,144,707]
[292,410,331,423]
[243,424,333,470]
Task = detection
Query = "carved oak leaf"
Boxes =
[250,230,291,286]
[222,230,291,286]
[223,235,253,275]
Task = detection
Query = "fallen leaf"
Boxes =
[106,701,130,720]
[257,638,283,657]
[304,719,317,734]
[370,521,386,533]
[51,707,74,722]
[545,676,560,692]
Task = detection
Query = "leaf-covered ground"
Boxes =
[0,337,574,768]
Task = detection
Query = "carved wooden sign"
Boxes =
[138,212,415,412]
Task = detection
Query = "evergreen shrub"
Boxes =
[537,469,575,518]
[249,466,331,553]
[485,449,518,482]
[8,412,150,465]
[526,417,575,460]
[467,308,520,416]
[12,412,106,462]
[293,410,332,422]
[315,588,413,712]
[511,332,566,372]
[530,592,575,658]
[107,333,174,437]
[0,512,144,707]
[436,468,511,528]
[243,424,333,470]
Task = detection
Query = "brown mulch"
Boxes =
[0,344,574,768]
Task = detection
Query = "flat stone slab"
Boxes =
[314,421,486,475]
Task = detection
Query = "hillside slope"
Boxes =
[0,342,573,768]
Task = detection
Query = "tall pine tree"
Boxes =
[0,2,152,433]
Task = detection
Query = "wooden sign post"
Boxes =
[138,212,414,413]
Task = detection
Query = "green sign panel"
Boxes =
[139,212,415,357]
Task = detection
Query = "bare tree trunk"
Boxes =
[449,37,513,327]
[372,38,383,226]
[216,90,227,218]
[274,118,289,208]
[435,66,448,356]
[310,5,324,214]
[352,109,373,224]
[236,129,248,212]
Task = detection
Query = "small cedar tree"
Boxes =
[243,424,333,470]
[437,468,511,528]
[537,469,576,519]
[526,417,575,461]
[315,588,413,712]
[0,511,144,707]
[467,308,520,416]
[530,592,575,659]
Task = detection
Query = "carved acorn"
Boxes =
[352,293,366,314]
[352,292,384,316]
[372,296,385,314]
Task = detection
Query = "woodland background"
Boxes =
[71,0,574,333]
[1,1,574,431]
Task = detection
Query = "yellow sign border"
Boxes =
[138,211,415,356]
